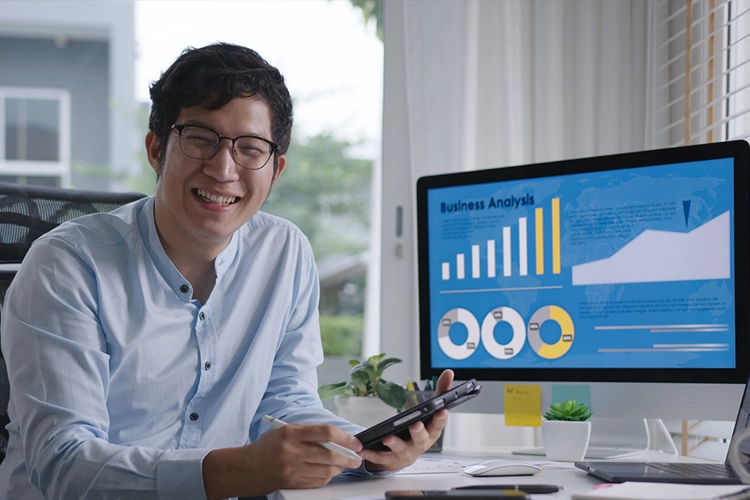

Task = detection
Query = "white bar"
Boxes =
[456,254,465,280]
[487,240,496,278]
[519,217,528,276]
[471,245,480,278]
[503,227,511,277]
[442,262,450,280]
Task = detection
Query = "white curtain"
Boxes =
[380,0,654,449]
[402,0,650,181]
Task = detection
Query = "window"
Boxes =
[0,87,70,186]
[650,0,750,147]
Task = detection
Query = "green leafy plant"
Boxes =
[318,353,406,410]
[543,399,593,421]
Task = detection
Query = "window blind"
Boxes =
[651,0,750,148]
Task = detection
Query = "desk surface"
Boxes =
[278,448,707,500]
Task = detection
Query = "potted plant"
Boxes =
[318,353,407,427]
[541,399,593,461]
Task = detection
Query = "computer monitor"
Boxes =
[416,141,750,421]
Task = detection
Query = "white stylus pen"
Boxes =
[262,415,362,461]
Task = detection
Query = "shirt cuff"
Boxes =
[156,448,211,499]
[341,461,395,477]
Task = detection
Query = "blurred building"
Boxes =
[0,0,137,190]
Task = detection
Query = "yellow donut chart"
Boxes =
[527,305,574,359]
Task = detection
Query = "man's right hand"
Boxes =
[202,422,363,499]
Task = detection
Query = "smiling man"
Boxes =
[0,43,452,500]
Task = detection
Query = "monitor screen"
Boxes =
[416,141,750,387]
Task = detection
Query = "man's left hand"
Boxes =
[356,369,454,471]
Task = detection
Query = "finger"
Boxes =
[426,410,449,435]
[275,426,359,469]
[286,463,347,488]
[435,369,454,395]
[406,420,432,448]
[300,424,363,454]
[305,443,363,469]
[381,432,409,454]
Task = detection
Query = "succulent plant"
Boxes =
[318,353,407,410]
[543,399,593,421]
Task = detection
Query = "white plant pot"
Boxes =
[541,420,591,461]
[334,395,398,428]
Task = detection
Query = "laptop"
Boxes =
[575,374,750,484]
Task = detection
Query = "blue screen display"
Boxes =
[426,158,735,370]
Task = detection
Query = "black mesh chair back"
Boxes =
[0,182,147,462]
[0,181,147,263]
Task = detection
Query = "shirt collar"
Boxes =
[137,196,240,297]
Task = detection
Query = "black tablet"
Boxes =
[355,379,481,450]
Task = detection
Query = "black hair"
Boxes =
[148,43,293,171]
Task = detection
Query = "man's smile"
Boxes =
[193,188,240,206]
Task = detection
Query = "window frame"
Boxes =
[0,87,71,186]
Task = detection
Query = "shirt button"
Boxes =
[199,312,205,320]
[189,413,199,421]
[180,284,189,293]
[204,362,212,370]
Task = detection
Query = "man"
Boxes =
[0,43,452,499]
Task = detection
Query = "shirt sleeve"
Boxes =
[2,236,208,500]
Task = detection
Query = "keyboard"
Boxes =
[650,462,739,479]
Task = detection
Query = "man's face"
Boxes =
[146,96,286,252]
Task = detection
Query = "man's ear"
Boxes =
[145,131,162,175]
[272,154,286,185]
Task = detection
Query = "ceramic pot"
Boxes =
[334,395,398,428]
[541,420,591,461]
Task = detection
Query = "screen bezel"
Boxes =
[416,140,750,384]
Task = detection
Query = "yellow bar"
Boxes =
[552,197,561,274]
[535,208,544,275]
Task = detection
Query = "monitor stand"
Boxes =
[511,418,678,459]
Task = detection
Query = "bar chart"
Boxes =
[441,198,561,281]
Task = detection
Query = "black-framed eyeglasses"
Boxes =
[170,124,279,171]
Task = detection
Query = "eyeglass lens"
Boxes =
[179,125,273,170]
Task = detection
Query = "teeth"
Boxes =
[196,189,237,205]
[196,189,237,206]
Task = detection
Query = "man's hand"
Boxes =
[202,422,363,499]
[357,369,455,471]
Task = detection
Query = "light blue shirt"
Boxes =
[0,196,363,499]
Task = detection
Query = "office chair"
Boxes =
[0,182,146,463]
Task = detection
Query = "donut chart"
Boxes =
[527,305,575,359]
[437,308,480,359]
[480,307,526,359]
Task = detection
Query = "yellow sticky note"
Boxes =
[504,384,542,427]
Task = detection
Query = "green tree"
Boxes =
[347,0,383,41]
[264,132,372,260]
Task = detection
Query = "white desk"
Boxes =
[278,448,708,500]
